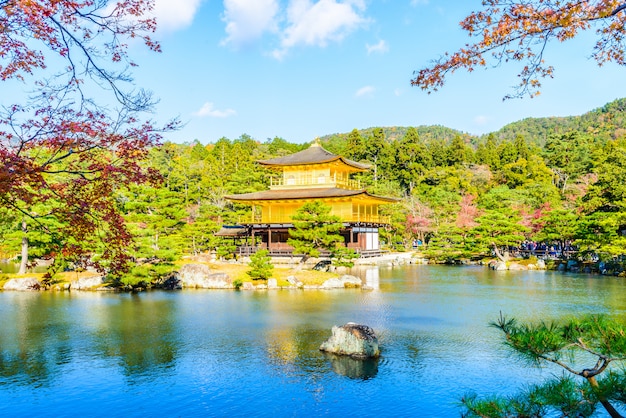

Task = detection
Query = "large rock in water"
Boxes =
[319,323,380,359]
[178,264,232,289]
[4,277,41,291]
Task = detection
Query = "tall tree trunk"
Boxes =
[492,242,507,263]
[18,218,28,274]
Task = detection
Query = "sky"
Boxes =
[13,0,626,145]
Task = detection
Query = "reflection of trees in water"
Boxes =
[0,293,72,387]
[93,294,178,378]
[266,326,328,372]
[0,351,51,388]
[265,325,379,380]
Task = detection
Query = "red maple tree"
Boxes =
[0,0,174,275]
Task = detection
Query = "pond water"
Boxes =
[0,265,625,417]
[0,261,49,274]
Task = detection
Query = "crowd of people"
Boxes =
[515,241,578,259]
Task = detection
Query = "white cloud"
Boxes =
[273,0,370,58]
[355,85,375,97]
[410,0,429,6]
[193,102,237,118]
[221,0,280,47]
[394,88,402,96]
[474,115,489,125]
[366,39,388,55]
[153,0,203,32]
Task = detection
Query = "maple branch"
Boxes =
[0,195,55,236]
[611,3,626,16]
[48,15,151,112]
[413,1,626,98]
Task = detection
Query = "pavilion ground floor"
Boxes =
[215,223,386,258]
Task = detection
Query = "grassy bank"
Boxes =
[0,260,340,290]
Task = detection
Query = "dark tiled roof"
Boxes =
[214,226,248,236]
[225,187,399,203]
[257,143,370,171]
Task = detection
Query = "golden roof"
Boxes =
[257,142,370,171]
[225,187,398,203]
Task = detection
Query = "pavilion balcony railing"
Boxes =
[241,213,390,225]
[269,175,361,190]
[237,245,384,258]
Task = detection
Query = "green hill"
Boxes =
[489,97,626,145]
[318,98,626,148]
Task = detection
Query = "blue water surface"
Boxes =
[0,265,624,417]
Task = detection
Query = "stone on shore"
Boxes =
[321,275,362,289]
[4,277,41,291]
[490,261,507,271]
[71,275,107,290]
[319,323,380,359]
[286,275,303,288]
[178,264,233,289]
[152,273,182,290]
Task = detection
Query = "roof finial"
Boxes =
[312,137,321,147]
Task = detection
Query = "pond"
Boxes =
[0,261,49,274]
[0,265,624,417]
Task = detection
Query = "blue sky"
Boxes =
[13,1,626,145]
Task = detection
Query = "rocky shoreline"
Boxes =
[2,252,622,292]
[1,269,369,292]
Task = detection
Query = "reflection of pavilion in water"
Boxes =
[263,288,384,380]
[365,268,380,289]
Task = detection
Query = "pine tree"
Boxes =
[462,314,626,418]
[287,202,344,262]
[247,249,274,280]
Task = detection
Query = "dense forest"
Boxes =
[3,98,626,279]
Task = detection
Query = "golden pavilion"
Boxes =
[223,142,398,257]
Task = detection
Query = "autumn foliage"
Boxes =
[0,0,170,274]
[412,1,626,98]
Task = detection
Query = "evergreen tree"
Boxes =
[476,134,500,169]
[463,314,626,418]
[395,127,432,193]
[364,127,391,182]
[472,208,529,261]
[123,185,187,262]
[446,134,474,166]
[577,138,626,258]
[287,202,344,261]
[543,132,594,193]
[345,128,366,161]
[532,208,579,252]
[247,249,274,280]
[498,140,518,166]
[513,134,531,160]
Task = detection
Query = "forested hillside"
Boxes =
[490,98,626,145]
[3,99,626,282]
[321,98,626,149]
